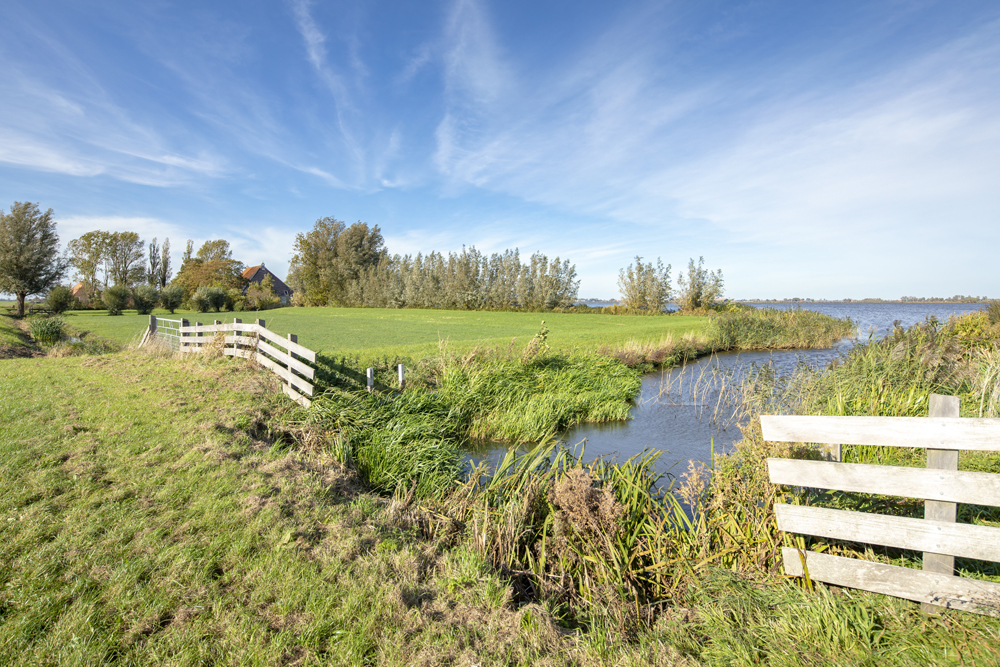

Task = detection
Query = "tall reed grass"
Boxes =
[704,306,855,351]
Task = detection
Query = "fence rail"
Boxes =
[762,394,1000,616]
[142,316,316,407]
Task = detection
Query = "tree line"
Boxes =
[1,201,724,319]
[287,217,580,310]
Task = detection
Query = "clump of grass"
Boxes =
[438,353,641,443]
[704,306,855,351]
[29,315,65,345]
[596,333,707,369]
[296,388,463,498]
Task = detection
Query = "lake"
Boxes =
[470,301,989,480]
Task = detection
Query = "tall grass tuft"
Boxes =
[29,315,65,345]
[704,306,855,351]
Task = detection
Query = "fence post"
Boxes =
[287,333,297,397]
[367,368,374,393]
[196,322,203,350]
[181,318,189,352]
[256,319,265,329]
[149,314,157,336]
[922,393,960,613]
[398,363,405,391]
[234,318,241,356]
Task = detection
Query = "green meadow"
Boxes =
[60,306,709,357]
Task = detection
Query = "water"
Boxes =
[468,301,989,479]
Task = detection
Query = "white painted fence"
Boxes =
[145,316,316,407]
[762,394,1000,616]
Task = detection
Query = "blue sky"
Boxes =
[2,0,998,299]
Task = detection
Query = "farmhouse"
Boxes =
[70,281,92,307]
[242,263,294,305]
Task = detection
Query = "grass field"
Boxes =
[0,350,690,665]
[61,307,709,358]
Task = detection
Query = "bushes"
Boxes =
[30,316,65,344]
[132,285,158,315]
[160,285,184,313]
[102,285,129,316]
[190,285,227,312]
[46,286,76,314]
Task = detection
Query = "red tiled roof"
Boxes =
[242,265,261,279]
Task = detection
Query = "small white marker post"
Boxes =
[367,368,374,393]
[398,364,405,391]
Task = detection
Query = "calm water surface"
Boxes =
[468,302,988,478]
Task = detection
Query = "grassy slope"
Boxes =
[0,351,683,666]
[0,314,39,358]
[62,307,707,357]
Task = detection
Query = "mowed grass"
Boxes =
[63,307,708,357]
[1,350,687,665]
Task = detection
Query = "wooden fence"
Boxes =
[762,394,1000,616]
[145,316,316,407]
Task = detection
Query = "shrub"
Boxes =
[206,286,227,312]
[190,286,210,313]
[102,285,129,315]
[132,284,159,315]
[226,288,245,312]
[190,285,227,312]
[160,285,184,313]
[30,315,65,344]
[986,300,1000,325]
[46,286,76,314]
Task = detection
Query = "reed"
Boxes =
[704,306,855,351]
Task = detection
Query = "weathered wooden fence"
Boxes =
[144,316,316,407]
[762,395,1000,615]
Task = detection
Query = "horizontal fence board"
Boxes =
[254,352,314,396]
[254,339,316,379]
[254,326,316,362]
[781,548,1000,616]
[761,415,1000,451]
[767,459,1000,507]
[179,323,230,334]
[775,504,1000,561]
[282,383,311,408]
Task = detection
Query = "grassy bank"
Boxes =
[0,314,39,358]
[1,350,683,665]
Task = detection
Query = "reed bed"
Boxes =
[704,305,855,351]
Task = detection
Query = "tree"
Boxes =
[676,256,724,311]
[67,230,109,302]
[105,231,145,287]
[47,285,76,314]
[102,285,129,316]
[0,202,68,317]
[132,284,158,315]
[287,217,346,306]
[160,284,184,313]
[617,256,672,312]
[147,238,161,286]
[196,239,232,262]
[157,238,172,288]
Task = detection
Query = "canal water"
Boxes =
[468,301,988,479]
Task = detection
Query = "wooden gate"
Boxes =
[763,395,1000,615]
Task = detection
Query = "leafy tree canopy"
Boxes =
[0,202,68,317]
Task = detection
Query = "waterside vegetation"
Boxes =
[6,306,1000,663]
